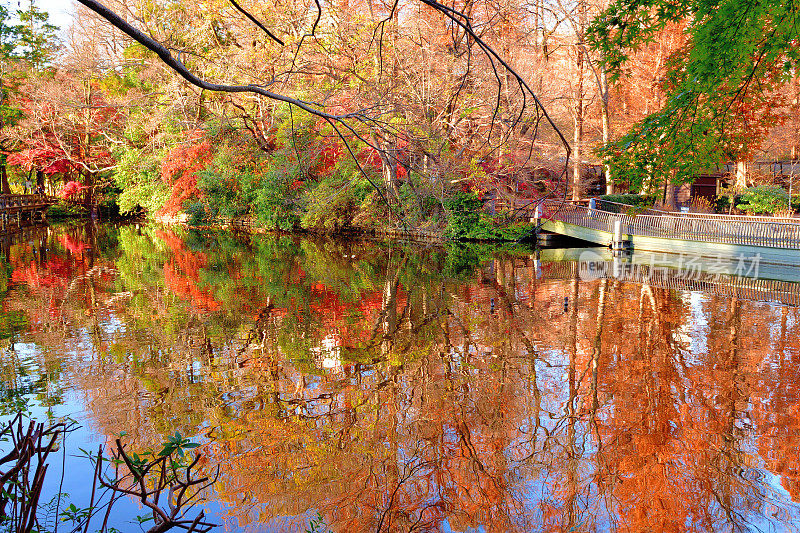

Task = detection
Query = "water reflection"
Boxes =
[4,223,800,532]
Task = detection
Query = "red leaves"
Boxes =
[57,180,87,199]
[58,234,91,254]
[157,229,221,313]
[8,76,121,179]
[159,135,213,215]
[8,148,72,175]
[396,162,407,181]
[313,142,343,176]
[359,147,382,169]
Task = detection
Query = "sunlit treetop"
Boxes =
[587,0,800,186]
[589,0,799,82]
[0,1,60,143]
[0,1,60,69]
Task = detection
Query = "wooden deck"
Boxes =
[529,199,800,264]
[0,194,56,227]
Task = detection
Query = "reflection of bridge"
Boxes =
[538,248,800,307]
[531,199,800,264]
[0,194,55,228]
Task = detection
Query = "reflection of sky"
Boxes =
[686,290,709,359]
[0,340,138,531]
[1,321,239,532]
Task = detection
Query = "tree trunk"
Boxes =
[793,68,799,160]
[196,88,206,122]
[662,171,677,210]
[571,0,587,202]
[372,133,400,205]
[84,171,95,215]
[735,161,748,189]
[82,80,95,215]
[0,164,9,195]
[572,106,583,201]
[601,68,613,195]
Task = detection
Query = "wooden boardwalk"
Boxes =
[529,199,800,264]
[0,194,56,227]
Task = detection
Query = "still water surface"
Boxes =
[3,222,800,532]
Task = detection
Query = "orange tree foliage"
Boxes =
[159,134,213,216]
[157,229,221,313]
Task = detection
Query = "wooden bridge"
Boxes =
[0,194,56,228]
[530,198,800,264]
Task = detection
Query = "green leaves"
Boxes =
[158,431,200,458]
[736,185,790,214]
[586,0,693,79]
[589,0,800,188]
[60,502,92,525]
[14,2,60,69]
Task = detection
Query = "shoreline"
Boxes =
[152,213,537,245]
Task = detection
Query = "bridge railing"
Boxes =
[0,194,55,209]
[592,198,665,216]
[538,199,800,249]
[542,260,800,307]
[593,198,799,223]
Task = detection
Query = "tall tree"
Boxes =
[0,0,59,194]
[15,0,59,69]
[588,0,799,190]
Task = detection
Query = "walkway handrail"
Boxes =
[538,199,800,250]
[542,261,800,307]
[592,197,799,223]
[592,198,665,217]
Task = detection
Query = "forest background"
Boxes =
[2,0,799,238]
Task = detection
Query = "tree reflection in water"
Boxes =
[3,224,800,532]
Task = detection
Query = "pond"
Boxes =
[3,222,800,532]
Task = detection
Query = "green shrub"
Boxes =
[195,143,264,221]
[47,202,88,219]
[443,192,483,240]
[301,177,371,231]
[443,192,535,241]
[598,193,657,208]
[715,195,731,212]
[736,185,790,214]
[184,201,208,226]
[252,168,300,231]
[114,146,169,216]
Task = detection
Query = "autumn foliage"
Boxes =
[58,180,87,199]
[159,134,213,216]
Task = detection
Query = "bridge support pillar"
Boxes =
[611,217,632,254]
